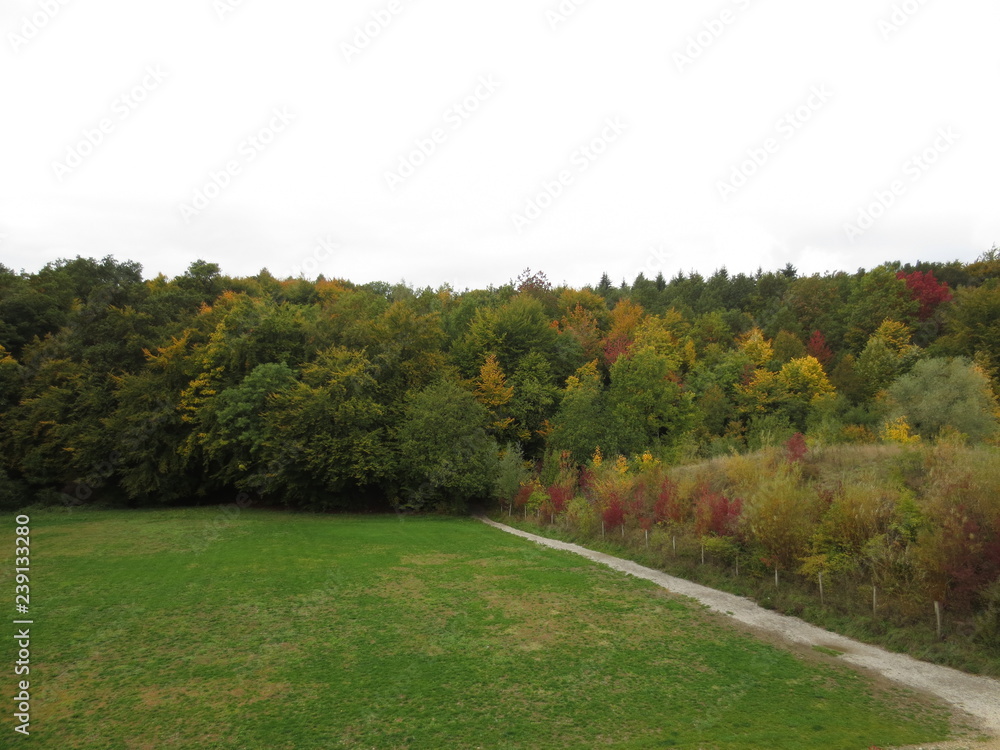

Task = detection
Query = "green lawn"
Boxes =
[4,509,953,749]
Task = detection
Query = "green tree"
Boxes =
[259,347,393,509]
[455,295,558,377]
[887,358,999,441]
[547,360,607,464]
[845,268,919,350]
[606,347,695,458]
[397,379,499,512]
[495,444,530,510]
[197,362,299,489]
[938,280,1000,384]
[508,351,559,456]
[854,321,921,401]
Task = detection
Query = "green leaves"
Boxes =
[397,379,499,512]
[887,357,999,441]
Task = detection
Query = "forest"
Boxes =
[1,251,998,512]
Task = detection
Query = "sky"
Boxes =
[1,0,998,291]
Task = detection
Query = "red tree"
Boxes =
[514,484,533,510]
[602,335,633,366]
[897,270,953,321]
[806,330,834,369]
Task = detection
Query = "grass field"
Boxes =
[3,508,957,749]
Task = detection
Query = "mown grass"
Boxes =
[2,508,958,749]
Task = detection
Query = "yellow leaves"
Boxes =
[777,356,835,401]
[736,368,781,414]
[632,316,686,372]
[565,360,601,393]
[736,327,774,368]
[591,446,603,468]
[872,319,914,355]
[736,356,836,417]
[473,354,513,410]
[614,455,629,474]
[682,340,697,369]
[881,416,920,444]
[493,416,516,435]
[607,299,646,341]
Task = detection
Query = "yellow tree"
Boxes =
[735,327,775,368]
[474,353,515,440]
[777,355,836,431]
[632,309,689,372]
[777,356,835,402]
[602,298,647,365]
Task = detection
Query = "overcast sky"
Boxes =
[1,0,997,290]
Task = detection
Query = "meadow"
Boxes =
[3,509,958,749]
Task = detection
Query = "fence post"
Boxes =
[872,586,877,617]
[818,572,824,607]
[934,601,943,640]
[774,568,779,588]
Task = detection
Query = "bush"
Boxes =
[974,578,1000,649]
[785,432,808,463]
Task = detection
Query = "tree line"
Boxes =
[0,250,998,513]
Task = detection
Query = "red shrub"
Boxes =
[654,476,684,524]
[602,493,625,529]
[694,485,743,537]
[935,505,1000,609]
[785,433,808,463]
[629,480,648,518]
[513,484,533,509]
[547,484,572,514]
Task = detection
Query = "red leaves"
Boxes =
[602,334,633,366]
[693,485,743,537]
[654,476,684,524]
[785,432,808,464]
[547,483,572,513]
[936,505,1000,609]
[514,484,533,509]
[806,330,833,369]
[897,270,953,321]
[602,492,625,529]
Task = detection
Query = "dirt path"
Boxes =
[477,516,1000,742]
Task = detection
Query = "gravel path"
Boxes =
[477,516,1000,739]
